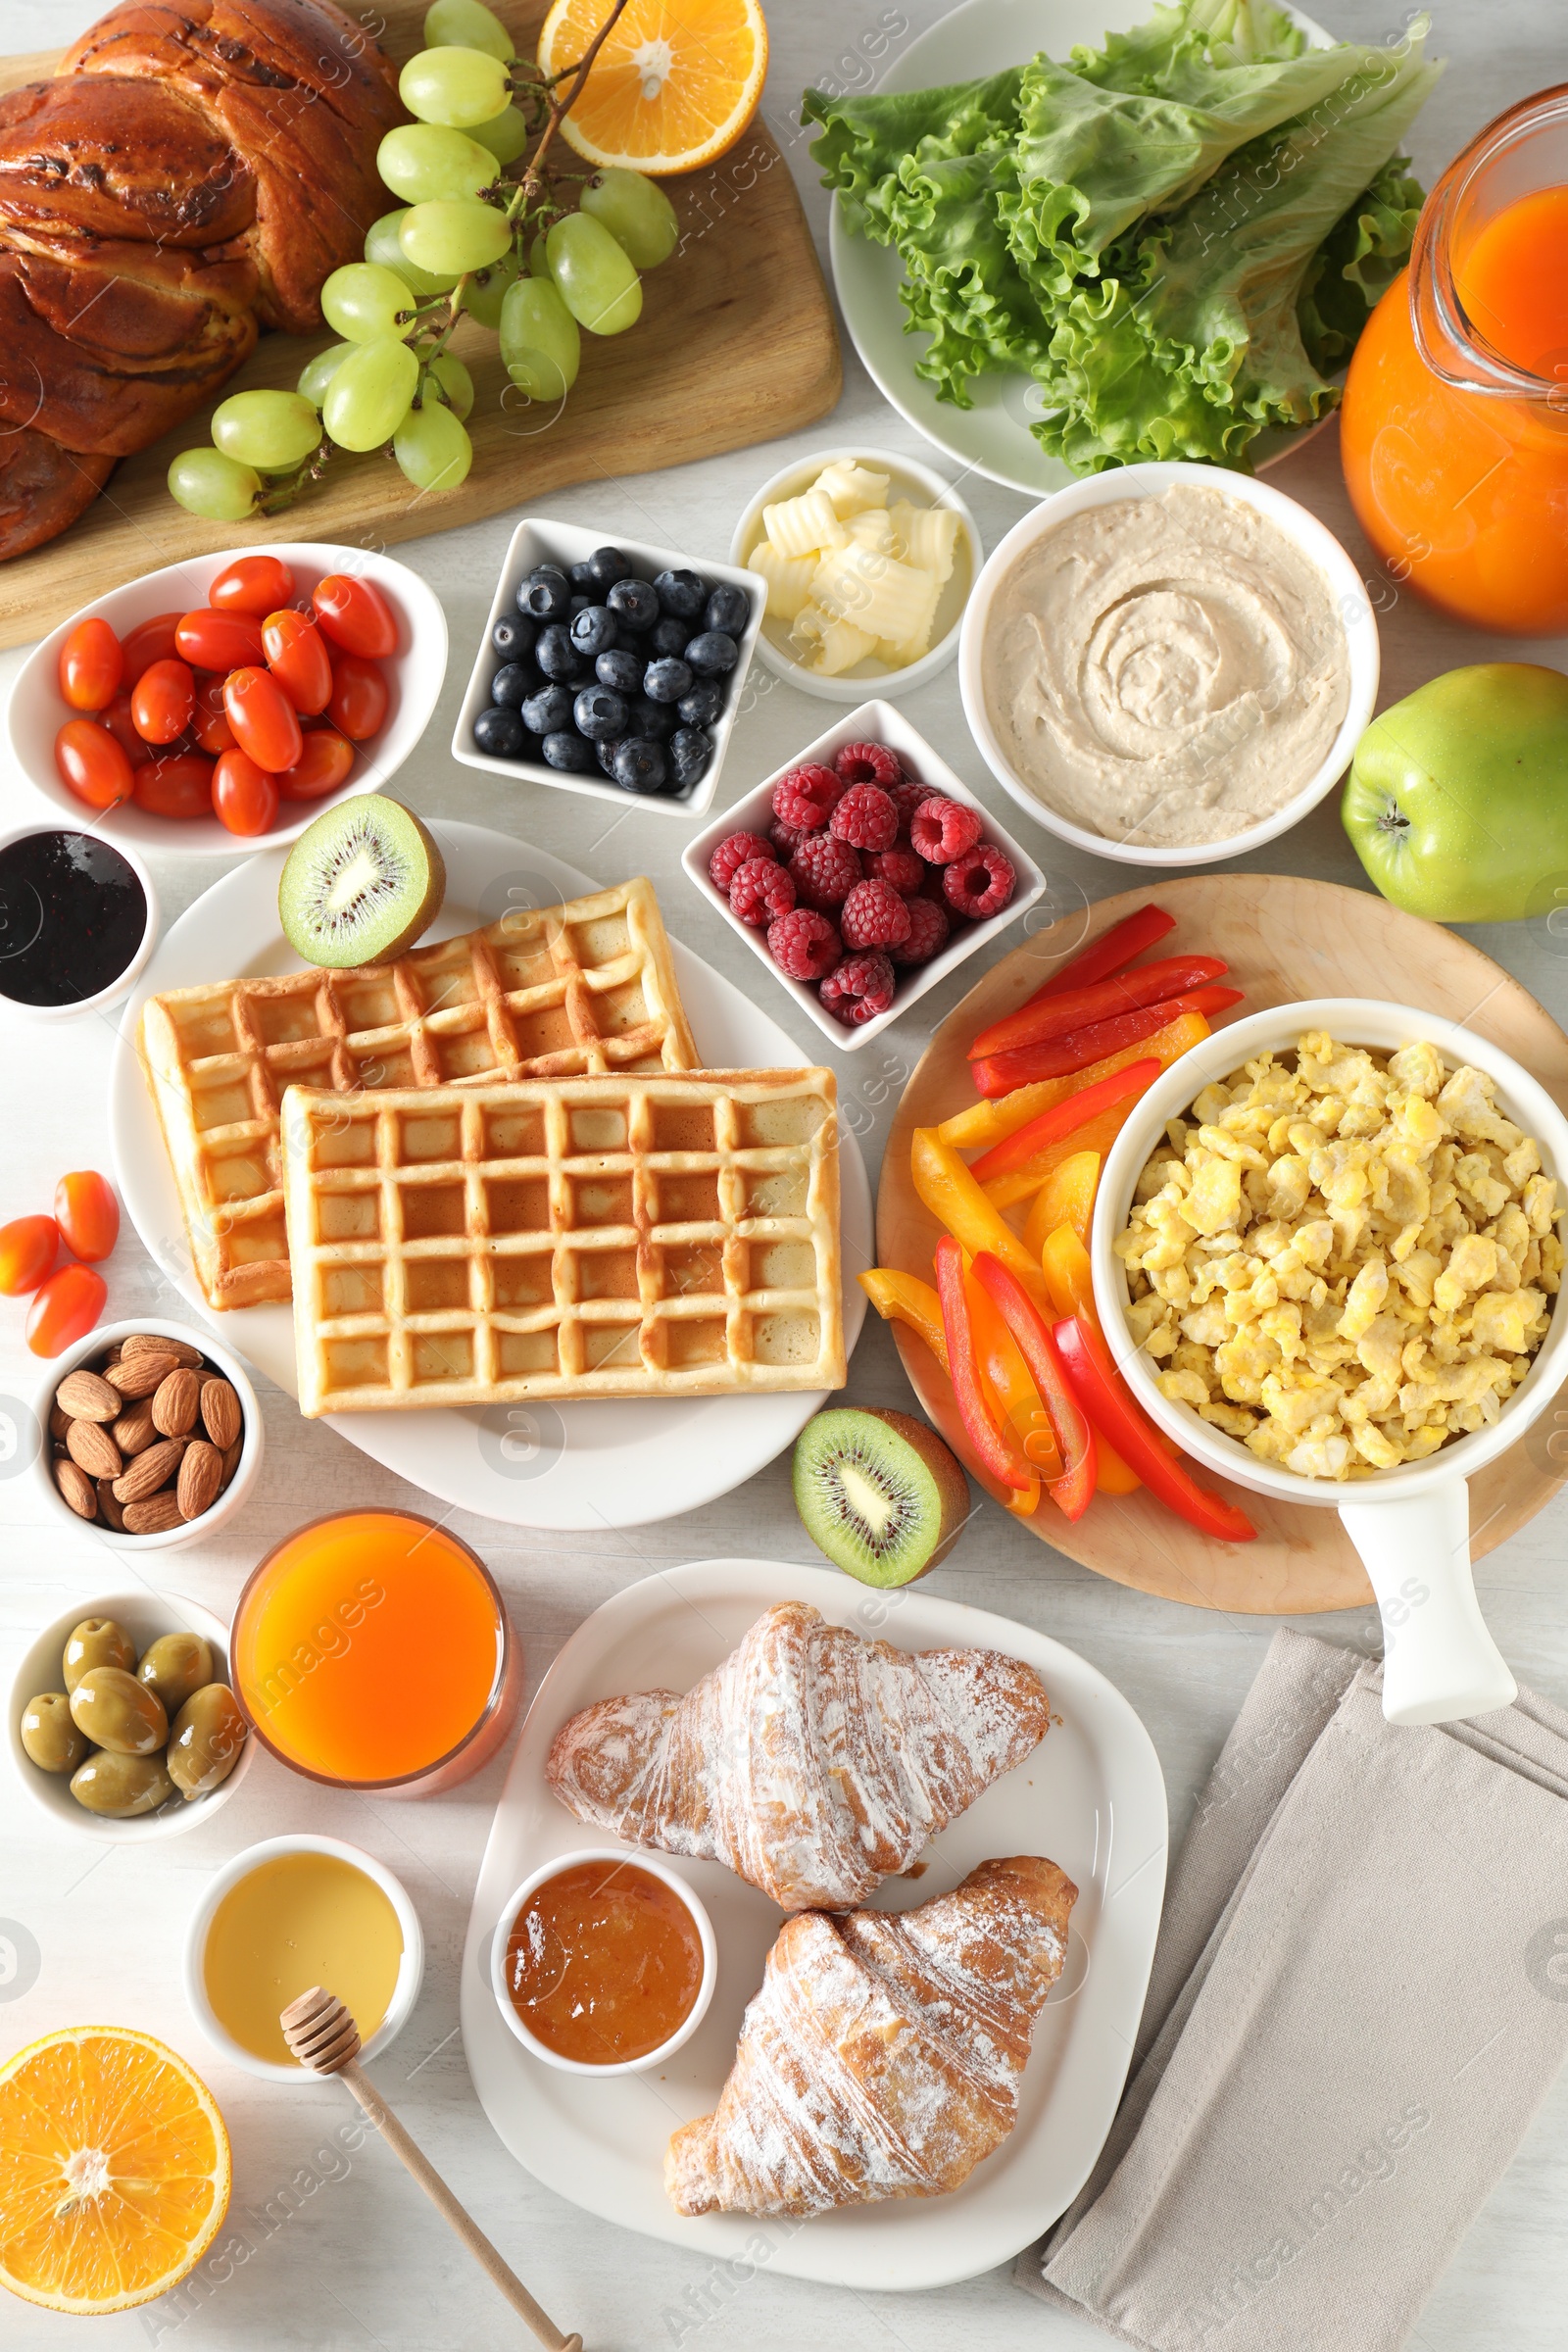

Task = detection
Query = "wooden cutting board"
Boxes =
[0,1,841,644]
[878,873,1568,1616]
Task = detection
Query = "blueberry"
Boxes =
[676,678,724,727]
[534,623,581,681]
[684,629,738,676]
[596,647,642,694]
[612,738,667,794]
[643,656,693,704]
[532,562,569,582]
[490,662,534,709]
[595,737,620,776]
[517,568,572,621]
[521,683,575,734]
[648,614,689,660]
[586,545,632,589]
[668,727,713,789]
[491,612,534,662]
[574,685,627,741]
[570,604,618,657]
[568,560,596,587]
[568,593,593,617]
[472,705,526,759]
[653,566,706,620]
[542,730,599,773]
[607,576,660,633]
[628,694,674,742]
[704,582,750,638]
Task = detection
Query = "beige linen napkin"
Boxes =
[1016,1629,1568,2351]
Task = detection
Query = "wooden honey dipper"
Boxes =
[280,1986,583,2352]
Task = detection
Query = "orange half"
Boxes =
[539,0,768,174]
[0,2027,231,2315]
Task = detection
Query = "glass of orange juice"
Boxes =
[231,1510,520,1795]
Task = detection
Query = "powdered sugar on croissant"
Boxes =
[546,1601,1052,1910]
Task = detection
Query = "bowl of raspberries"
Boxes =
[682,701,1045,1050]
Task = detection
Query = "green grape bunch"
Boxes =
[168,0,678,519]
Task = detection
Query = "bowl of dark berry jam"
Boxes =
[0,827,158,1020]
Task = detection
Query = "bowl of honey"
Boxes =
[491,1848,716,2077]
[230,1509,521,1796]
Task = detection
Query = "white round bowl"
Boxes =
[183,1833,424,2082]
[490,1846,716,2077]
[958,460,1379,866]
[0,821,159,1022]
[30,1316,264,1551]
[9,1587,254,1842]
[7,542,447,857]
[730,443,981,702]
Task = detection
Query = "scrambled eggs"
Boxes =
[1114,1033,1561,1480]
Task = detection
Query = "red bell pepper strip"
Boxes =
[972,986,1244,1098]
[1012,904,1176,1014]
[933,1236,1034,1491]
[969,955,1230,1061]
[1054,1313,1256,1543]
[969,1058,1160,1184]
[970,1253,1097,1520]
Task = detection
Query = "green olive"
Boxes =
[69,1666,168,1757]
[69,1749,175,1818]
[136,1632,214,1720]
[21,1691,90,1776]
[62,1617,136,1693]
[167,1683,247,1801]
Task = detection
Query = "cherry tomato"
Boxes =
[191,674,237,755]
[312,573,397,659]
[58,617,122,712]
[132,751,215,819]
[55,718,132,810]
[130,656,195,745]
[327,654,389,742]
[213,748,281,836]
[54,1171,120,1263]
[276,728,356,802]
[210,553,296,617]
[174,608,265,672]
[26,1263,107,1357]
[223,666,303,772]
[99,693,153,768]
[0,1214,59,1296]
[262,608,333,715]
[119,611,184,683]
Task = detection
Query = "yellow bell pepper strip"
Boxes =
[910,1126,1051,1309]
[970,1253,1097,1521]
[1024,1151,1100,1259]
[937,1009,1211,1153]
[933,1237,1034,1491]
[1054,1313,1256,1544]
[1037,1224,1141,1493]
[970,1057,1159,1185]
[983,1096,1146,1212]
[858,1269,950,1374]
[966,1262,1062,1488]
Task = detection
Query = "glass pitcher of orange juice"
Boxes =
[1340,84,1568,634]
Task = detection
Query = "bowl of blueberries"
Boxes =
[453,519,764,817]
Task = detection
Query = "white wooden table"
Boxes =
[2,5,1563,2347]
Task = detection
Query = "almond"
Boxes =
[113,1436,187,1503]
[56,1368,121,1423]
[55,1457,98,1520]
[97,1478,127,1532]
[107,1351,179,1400]
[123,1492,185,1535]
[122,1332,204,1369]
[177,1441,223,1522]
[199,1379,242,1451]
[111,1400,159,1456]
[152,1368,201,1439]
[103,1344,122,1365]
[66,1419,122,1482]
[220,1436,243,1489]
[48,1402,73,1445]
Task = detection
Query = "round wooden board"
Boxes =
[878,874,1568,1616]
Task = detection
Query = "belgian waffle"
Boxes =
[137,880,698,1312]
[278,1069,844,1415]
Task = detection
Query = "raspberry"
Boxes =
[820,950,896,1027]
[942,842,1015,919]
[768,816,808,859]
[709,830,774,893]
[730,856,796,927]
[886,777,931,835]
[830,783,898,853]
[840,877,911,952]
[771,762,843,830]
[865,846,924,894]
[891,896,951,967]
[834,740,903,791]
[789,832,861,910]
[767,906,841,981]
[909,795,983,863]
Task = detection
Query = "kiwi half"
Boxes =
[792,1406,969,1588]
[278,795,446,969]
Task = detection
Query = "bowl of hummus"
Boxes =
[959,463,1378,865]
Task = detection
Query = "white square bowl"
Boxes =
[681,699,1046,1052]
[451,517,765,819]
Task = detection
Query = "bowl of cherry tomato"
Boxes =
[7,543,447,856]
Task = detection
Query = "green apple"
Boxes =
[1343,663,1568,923]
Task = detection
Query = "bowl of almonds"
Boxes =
[32,1318,263,1549]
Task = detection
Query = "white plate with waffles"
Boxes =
[108,821,871,1531]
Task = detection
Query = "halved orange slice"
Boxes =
[0,2027,231,2315]
[539,0,768,175]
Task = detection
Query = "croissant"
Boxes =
[546,1601,1052,1911]
[666,1855,1077,2218]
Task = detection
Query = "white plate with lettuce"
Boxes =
[817,0,1441,494]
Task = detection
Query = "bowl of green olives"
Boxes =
[8,1592,253,1841]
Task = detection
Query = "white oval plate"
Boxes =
[460,1557,1166,2292]
[108,822,870,1532]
